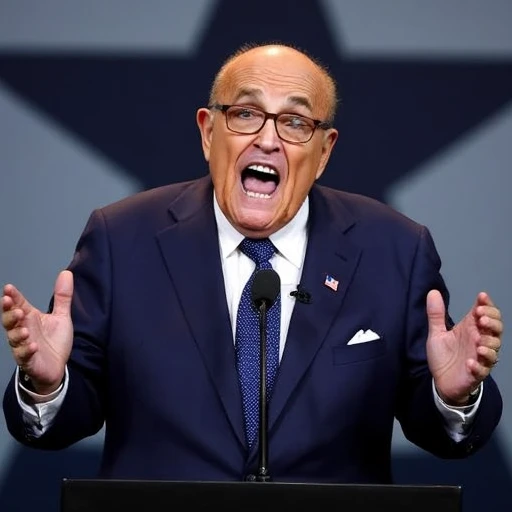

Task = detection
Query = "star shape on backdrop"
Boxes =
[0,0,511,201]
[0,2,512,510]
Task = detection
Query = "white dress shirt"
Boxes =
[214,191,309,361]
[17,192,481,441]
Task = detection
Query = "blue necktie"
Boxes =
[235,238,281,449]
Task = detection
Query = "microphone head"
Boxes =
[251,269,280,307]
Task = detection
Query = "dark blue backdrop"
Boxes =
[1,1,511,510]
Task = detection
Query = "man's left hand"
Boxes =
[426,290,503,406]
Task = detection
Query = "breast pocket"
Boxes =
[332,339,387,366]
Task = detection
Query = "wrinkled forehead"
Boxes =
[219,50,330,117]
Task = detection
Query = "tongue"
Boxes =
[243,176,277,195]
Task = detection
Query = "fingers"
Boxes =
[467,359,490,382]
[466,354,498,385]
[476,303,501,320]
[477,334,501,353]
[13,340,38,364]
[6,325,29,346]
[51,270,73,316]
[4,314,35,365]
[3,282,32,334]
[473,293,503,356]
[2,304,24,330]
[476,345,499,367]
[467,293,501,382]
[476,291,495,308]
[476,304,503,334]
[478,316,503,337]
[5,322,37,366]
[2,295,29,349]
[2,283,32,314]
[473,293,502,329]
[466,341,500,388]
[2,284,33,340]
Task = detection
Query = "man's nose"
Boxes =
[254,118,281,152]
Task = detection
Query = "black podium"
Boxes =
[61,479,461,512]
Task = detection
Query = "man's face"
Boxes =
[197,46,338,238]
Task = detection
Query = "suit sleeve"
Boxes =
[3,209,110,449]
[395,226,502,458]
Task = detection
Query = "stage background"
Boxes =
[1,1,510,510]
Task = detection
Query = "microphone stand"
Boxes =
[256,300,271,482]
[250,268,279,482]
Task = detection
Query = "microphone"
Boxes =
[251,269,280,483]
[252,268,280,307]
[290,284,312,304]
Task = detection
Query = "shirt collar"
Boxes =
[213,192,309,269]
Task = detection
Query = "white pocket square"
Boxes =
[347,329,381,345]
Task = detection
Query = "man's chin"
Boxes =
[231,209,281,238]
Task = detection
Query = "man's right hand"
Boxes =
[2,270,74,395]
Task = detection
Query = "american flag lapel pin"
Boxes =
[324,274,339,292]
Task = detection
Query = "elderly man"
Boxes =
[2,43,503,483]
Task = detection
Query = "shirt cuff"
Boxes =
[432,379,482,442]
[15,366,69,437]
[16,367,67,403]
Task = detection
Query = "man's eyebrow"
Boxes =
[232,88,262,103]
[286,96,313,112]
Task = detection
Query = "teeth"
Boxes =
[248,164,277,175]
[244,190,272,199]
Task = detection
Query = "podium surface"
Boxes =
[61,479,461,512]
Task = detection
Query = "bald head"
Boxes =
[209,43,338,123]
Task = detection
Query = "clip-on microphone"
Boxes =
[290,284,312,304]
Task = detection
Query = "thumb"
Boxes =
[52,270,74,316]
[426,289,447,336]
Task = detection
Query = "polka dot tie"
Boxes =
[235,237,281,449]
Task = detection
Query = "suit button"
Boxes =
[245,474,256,482]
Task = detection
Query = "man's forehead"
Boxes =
[231,86,314,111]
[222,55,321,100]
[216,46,332,116]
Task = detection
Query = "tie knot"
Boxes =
[239,238,276,267]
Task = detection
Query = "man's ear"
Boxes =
[315,128,338,180]
[196,108,214,161]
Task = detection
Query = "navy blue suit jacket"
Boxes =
[3,176,502,483]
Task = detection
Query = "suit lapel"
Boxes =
[267,186,362,435]
[156,177,245,448]
[156,179,362,458]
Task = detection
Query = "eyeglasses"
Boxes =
[209,104,332,144]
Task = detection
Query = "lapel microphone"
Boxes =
[290,284,312,304]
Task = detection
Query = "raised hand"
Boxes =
[2,270,74,395]
[426,289,503,405]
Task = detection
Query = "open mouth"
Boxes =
[241,164,280,199]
